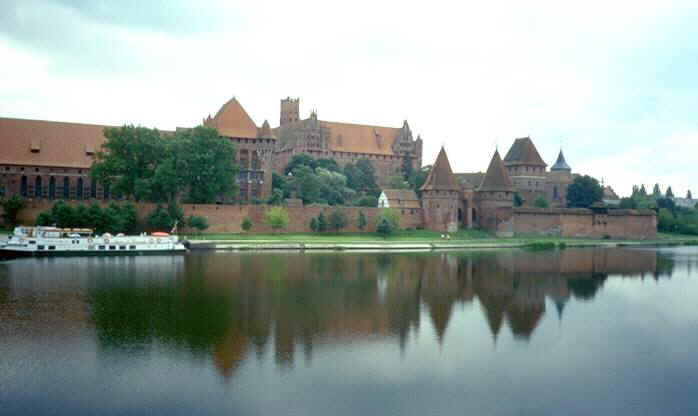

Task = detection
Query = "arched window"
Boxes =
[472,208,477,223]
[49,177,56,199]
[34,176,42,197]
[553,186,558,199]
[90,179,97,199]
[76,177,83,200]
[104,182,110,199]
[20,175,28,197]
[63,177,70,199]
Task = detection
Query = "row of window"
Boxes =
[17,176,108,199]
[2,166,84,174]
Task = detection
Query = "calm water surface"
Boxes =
[1,247,698,415]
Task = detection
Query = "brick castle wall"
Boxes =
[513,208,657,240]
[10,199,423,234]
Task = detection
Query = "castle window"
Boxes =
[20,175,28,197]
[63,177,70,199]
[49,177,56,199]
[34,176,42,197]
[76,177,84,200]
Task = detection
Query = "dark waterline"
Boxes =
[1,247,698,415]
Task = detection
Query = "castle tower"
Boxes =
[547,149,573,207]
[280,97,300,127]
[503,137,547,206]
[476,150,515,235]
[420,147,461,232]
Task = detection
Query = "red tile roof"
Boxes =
[0,117,109,168]
[204,97,261,139]
[325,121,400,155]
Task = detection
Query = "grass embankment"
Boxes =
[183,230,690,247]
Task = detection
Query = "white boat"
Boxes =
[0,226,187,258]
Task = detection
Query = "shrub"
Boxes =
[265,206,289,233]
[358,210,367,230]
[355,196,378,207]
[241,216,253,232]
[375,208,399,238]
[147,205,174,231]
[187,215,209,232]
[523,241,556,251]
[328,210,348,233]
[316,213,327,232]
[310,217,319,232]
[514,193,523,207]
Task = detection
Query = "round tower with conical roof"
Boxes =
[475,150,515,236]
[420,147,461,232]
[546,149,573,207]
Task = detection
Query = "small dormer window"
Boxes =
[85,145,95,156]
[30,140,40,153]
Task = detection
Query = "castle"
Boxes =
[0,96,656,238]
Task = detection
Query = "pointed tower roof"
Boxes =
[205,97,259,139]
[420,147,460,191]
[478,150,514,192]
[503,137,547,167]
[551,150,571,171]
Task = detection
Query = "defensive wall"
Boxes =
[512,207,657,240]
[10,199,423,233]
[5,200,657,239]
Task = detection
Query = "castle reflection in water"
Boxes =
[0,248,687,380]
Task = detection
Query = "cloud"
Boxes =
[0,0,696,194]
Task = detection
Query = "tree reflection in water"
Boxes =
[84,247,674,379]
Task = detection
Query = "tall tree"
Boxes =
[639,184,648,197]
[665,186,674,198]
[179,126,238,203]
[688,190,693,200]
[91,125,165,200]
[566,175,603,208]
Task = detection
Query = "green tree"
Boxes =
[688,190,693,200]
[187,215,209,232]
[652,183,662,197]
[409,165,430,192]
[284,154,316,175]
[178,126,238,204]
[619,197,637,209]
[658,208,676,232]
[316,213,327,232]
[265,207,289,233]
[514,193,523,207]
[639,185,648,197]
[272,172,290,198]
[566,175,603,208]
[358,210,367,230]
[91,125,165,201]
[665,186,674,198]
[387,175,408,189]
[267,188,284,205]
[534,195,549,208]
[328,210,348,233]
[241,216,253,232]
[310,217,319,232]
[1,196,28,227]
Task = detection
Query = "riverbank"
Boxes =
[184,231,698,251]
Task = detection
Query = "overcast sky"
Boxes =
[1,0,696,197]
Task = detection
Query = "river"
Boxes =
[1,247,697,415]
